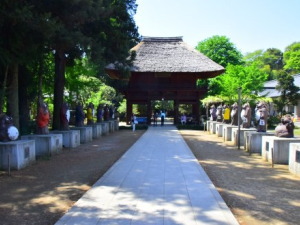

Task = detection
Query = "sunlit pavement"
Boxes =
[55,125,239,225]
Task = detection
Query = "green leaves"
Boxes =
[195,35,244,67]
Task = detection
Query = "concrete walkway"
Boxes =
[55,125,239,225]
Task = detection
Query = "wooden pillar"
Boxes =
[193,100,200,124]
[174,99,179,124]
[126,100,133,125]
[147,100,152,125]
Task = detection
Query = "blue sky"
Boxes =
[134,0,300,54]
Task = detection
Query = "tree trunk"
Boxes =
[7,63,20,129]
[52,49,66,130]
[0,66,8,113]
[19,66,32,135]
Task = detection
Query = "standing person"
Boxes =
[161,111,166,126]
[152,112,158,126]
[131,113,137,131]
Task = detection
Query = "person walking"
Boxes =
[160,111,166,126]
[131,114,137,131]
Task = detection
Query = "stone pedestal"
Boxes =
[71,127,92,144]
[51,130,80,148]
[289,143,300,176]
[216,123,224,137]
[21,134,62,158]
[100,122,109,135]
[206,121,211,132]
[0,140,35,170]
[232,128,256,146]
[223,125,238,142]
[244,131,274,153]
[114,120,119,131]
[209,121,219,134]
[262,136,300,164]
[108,120,115,133]
[91,124,102,139]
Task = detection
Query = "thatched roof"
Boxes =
[106,36,224,78]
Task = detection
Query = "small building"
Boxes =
[105,36,224,124]
[259,73,300,117]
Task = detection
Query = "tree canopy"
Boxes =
[195,35,244,68]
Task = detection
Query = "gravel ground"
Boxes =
[0,128,299,225]
[180,129,300,225]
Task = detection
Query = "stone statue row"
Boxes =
[209,101,269,132]
[209,101,295,137]
[0,101,117,142]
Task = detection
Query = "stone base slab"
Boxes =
[223,125,238,142]
[289,143,300,176]
[51,130,80,148]
[71,127,92,144]
[21,134,62,158]
[0,140,35,170]
[232,128,256,146]
[262,136,300,164]
[244,131,274,153]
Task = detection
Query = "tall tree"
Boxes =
[195,35,244,68]
[283,42,300,74]
[274,70,300,115]
[0,0,51,128]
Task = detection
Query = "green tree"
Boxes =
[195,35,244,68]
[283,42,300,74]
[244,48,283,80]
[210,64,268,102]
[273,70,300,115]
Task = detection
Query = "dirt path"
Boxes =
[180,130,300,225]
[0,128,300,225]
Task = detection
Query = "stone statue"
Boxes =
[60,102,70,130]
[0,113,19,142]
[231,102,238,126]
[209,105,217,121]
[222,104,231,124]
[216,105,223,122]
[86,102,94,125]
[241,102,252,128]
[36,101,50,134]
[275,114,295,138]
[255,101,269,132]
[103,105,109,121]
[96,104,103,123]
[75,103,85,127]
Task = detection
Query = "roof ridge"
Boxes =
[142,36,183,42]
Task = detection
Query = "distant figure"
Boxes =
[131,113,137,131]
[60,102,70,130]
[241,102,251,128]
[275,114,295,138]
[153,112,158,126]
[231,102,238,126]
[0,113,19,142]
[255,102,268,132]
[36,101,50,134]
[210,105,217,121]
[161,111,166,126]
[75,103,85,127]
[222,104,231,124]
[181,114,187,125]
